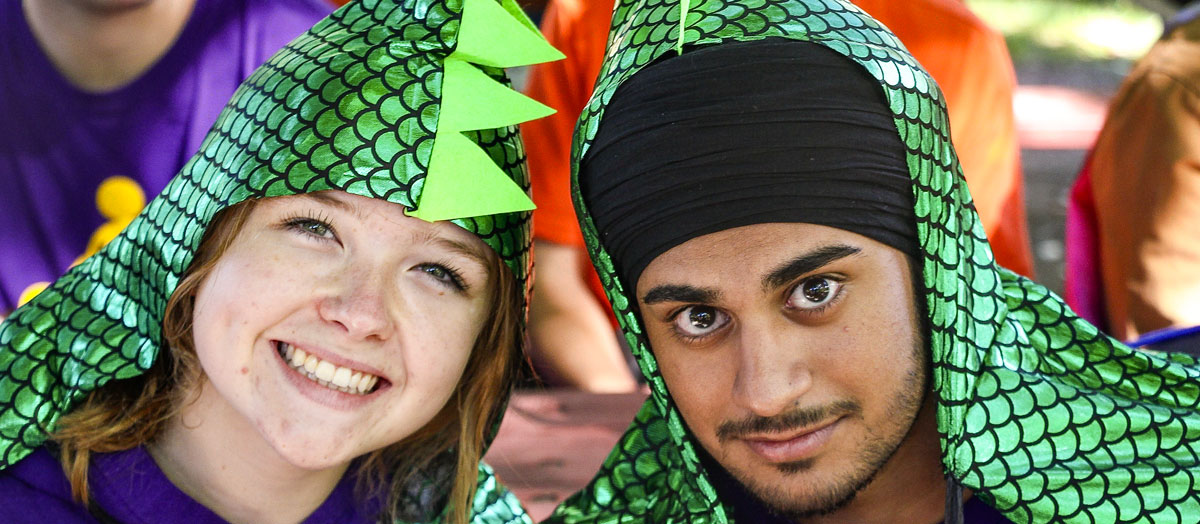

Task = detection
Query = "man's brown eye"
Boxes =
[688,307,717,329]
[802,278,830,303]
[788,277,842,310]
[672,305,729,338]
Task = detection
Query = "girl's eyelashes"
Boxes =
[281,211,338,242]
[416,262,469,292]
[785,275,845,314]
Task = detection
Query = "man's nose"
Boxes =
[316,269,394,341]
[730,318,813,418]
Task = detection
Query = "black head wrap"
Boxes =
[579,38,919,289]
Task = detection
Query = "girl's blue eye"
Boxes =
[418,264,467,291]
[284,217,335,240]
[299,220,331,237]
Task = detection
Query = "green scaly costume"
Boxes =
[0,0,563,521]
[548,0,1200,522]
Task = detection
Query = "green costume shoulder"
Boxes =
[0,0,562,521]
[548,0,1200,522]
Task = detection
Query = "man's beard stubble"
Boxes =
[714,336,930,521]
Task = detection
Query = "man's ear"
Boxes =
[906,253,933,361]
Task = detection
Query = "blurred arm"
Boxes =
[529,242,636,392]
[522,0,635,392]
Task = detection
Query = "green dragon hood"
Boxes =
[549,0,1200,523]
[0,0,562,521]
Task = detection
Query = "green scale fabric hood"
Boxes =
[0,0,563,521]
[548,0,1200,522]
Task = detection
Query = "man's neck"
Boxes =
[802,395,947,524]
[22,0,197,93]
[147,381,349,524]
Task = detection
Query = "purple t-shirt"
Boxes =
[0,0,330,312]
[0,446,382,523]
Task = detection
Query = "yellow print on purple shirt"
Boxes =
[17,175,145,306]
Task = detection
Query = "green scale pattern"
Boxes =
[0,0,544,521]
[547,0,1200,522]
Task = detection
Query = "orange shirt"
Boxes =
[523,0,1034,319]
[522,0,615,314]
[1074,19,1200,340]
[852,0,1033,277]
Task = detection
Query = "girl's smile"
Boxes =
[276,341,386,396]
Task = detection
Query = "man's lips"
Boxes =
[741,417,842,463]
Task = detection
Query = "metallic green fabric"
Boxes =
[0,0,559,521]
[549,0,1200,522]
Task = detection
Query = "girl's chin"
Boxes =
[265,442,362,473]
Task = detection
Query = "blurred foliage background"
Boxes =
[970,0,1159,62]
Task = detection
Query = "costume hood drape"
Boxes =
[548,0,1200,522]
[0,0,562,521]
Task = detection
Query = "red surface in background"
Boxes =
[485,389,649,521]
[1015,85,1109,150]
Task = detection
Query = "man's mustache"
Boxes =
[715,399,860,442]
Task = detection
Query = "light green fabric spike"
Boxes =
[0,0,560,521]
[415,132,538,222]
[439,59,555,132]
[410,0,563,222]
[409,55,552,221]
[455,0,565,68]
[547,0,1200,523]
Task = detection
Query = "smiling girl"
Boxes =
[0,0,561,522]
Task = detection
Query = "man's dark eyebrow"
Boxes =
[642,285,720,305]
[762,244,863,290]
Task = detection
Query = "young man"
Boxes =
[546,0,1200,522]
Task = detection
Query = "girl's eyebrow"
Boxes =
[302,191,355,212]
[417,230,491,268]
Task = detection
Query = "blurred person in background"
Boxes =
[0,0,330,316]
[520,0,1033,392]
[1065,0,1200,350]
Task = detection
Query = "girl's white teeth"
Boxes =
[289,348,306,368]
[315,361,336,382]
[332,367,352,388]
[279,343,379,395]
